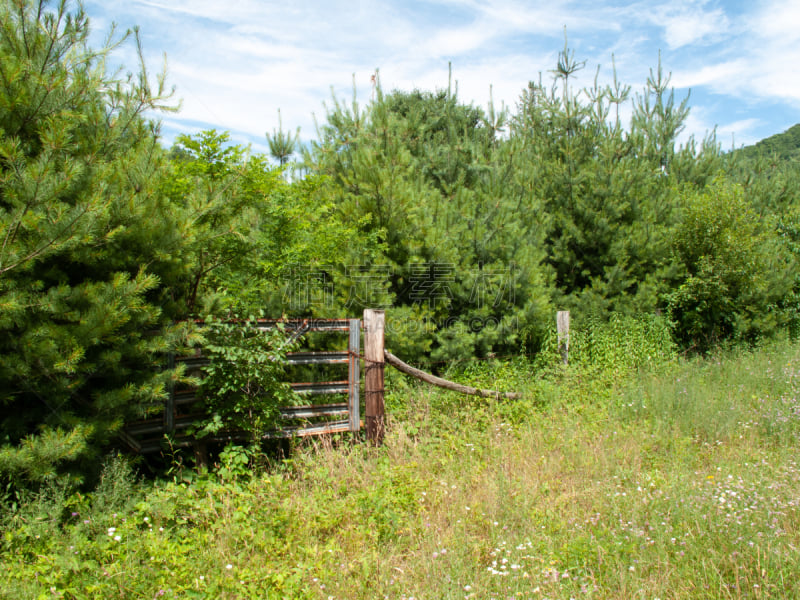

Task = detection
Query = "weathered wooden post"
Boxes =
[364,309,385,445]
[557,311,570,365]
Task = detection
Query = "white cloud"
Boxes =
[656,2,729,49]
[80,0,800,151]
[717,118,763,149]
[423,24,497,57]
[751,0,800,40]
[672,59,749,91]
[668,0,800,108]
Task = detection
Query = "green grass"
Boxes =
[4,339,800,599]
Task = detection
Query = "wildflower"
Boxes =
[113,535,121,542]
[226,564,233,570]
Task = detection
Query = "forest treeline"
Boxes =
[1,0,799,482]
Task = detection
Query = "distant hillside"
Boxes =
[737,123,800,161]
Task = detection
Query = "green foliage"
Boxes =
[666,180,796,351]
[0,0,193,484]
[736,122,800,162]
[266,108,300,166]
[308,77,553,361]
[164,129,380,319]
[198,316,298,443]
[160,129,270,315]
[5,342,800,599]
[216,443,254,480]
[566,312,677,375]
[511,48,722,318]
[0,425,91,483]
[2,1,799,488]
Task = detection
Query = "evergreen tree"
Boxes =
[308,77,553,361]
[266,109,300,166]
[0,0,190,483]
[511,46,724,318]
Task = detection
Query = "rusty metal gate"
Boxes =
[119,318,361,455]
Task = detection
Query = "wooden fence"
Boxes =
[119,314,386,455]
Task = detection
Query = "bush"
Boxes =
[197,316,298,445]
[0,0,187,486]
[666,180,796,352]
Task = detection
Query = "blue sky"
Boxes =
[82,0,800,155]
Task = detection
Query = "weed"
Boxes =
[4,339,800,598]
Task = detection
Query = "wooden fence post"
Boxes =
[557,311,570,365]
[364,309,385,445]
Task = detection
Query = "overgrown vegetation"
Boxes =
[4,324,800,598]
[197,316,298,444]
[2,7,800,591]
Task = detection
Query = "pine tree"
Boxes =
[266,109,300,166]
[0,0,190,484]
[511,46,724,317]
[308,78,553,361]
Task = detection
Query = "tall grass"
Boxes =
[4,330,800,599]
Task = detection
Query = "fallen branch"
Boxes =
[384,350,522,400]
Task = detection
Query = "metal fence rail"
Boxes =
[120,318,361,455]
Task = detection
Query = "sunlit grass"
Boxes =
[4,339,800,598]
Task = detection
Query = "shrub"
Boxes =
[197,316,298,445]
[666,180,796,352]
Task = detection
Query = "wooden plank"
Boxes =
[364,309,385,445]
[269,420,352,438]
[173,389,199,405]
[256,319,351,332]
[131,419,357,453]
[124,414,199,436]
[174,355,209,369]
[117,429,142,452]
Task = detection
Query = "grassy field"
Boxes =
[4,337,800,599]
